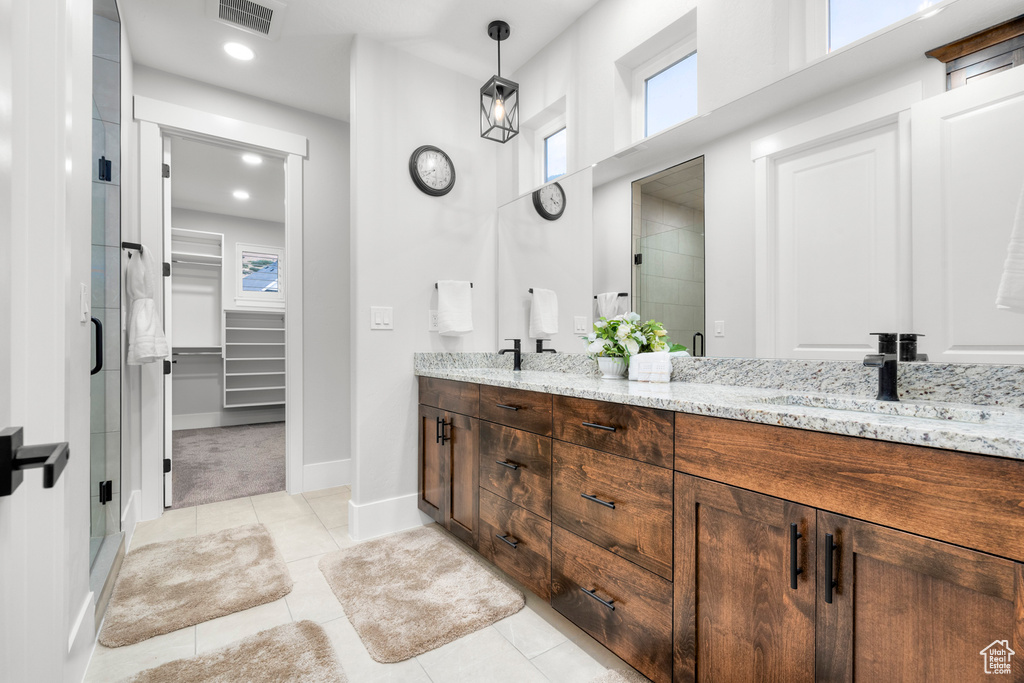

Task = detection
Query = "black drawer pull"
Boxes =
[790,522,803,590]
[581,421,616,432]
[580,587,615,611]
[496,533,518,549]
[496,404,520,411]
[581,493,615,509]
[496,460,520,470]
[825,533,838,604]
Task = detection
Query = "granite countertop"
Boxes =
[414,367,1024,461]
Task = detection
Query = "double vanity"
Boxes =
[415,355,1024,683]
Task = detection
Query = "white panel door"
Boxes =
[911,66,1024,363]
[769,122,904,359]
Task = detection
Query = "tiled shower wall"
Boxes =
[634,192,705,352]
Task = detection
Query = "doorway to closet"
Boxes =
[167,136,288,509]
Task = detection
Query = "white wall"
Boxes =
[349,35,497,538]
[170,208,286,429]
[592,178,632,298]
[130,67,350,478]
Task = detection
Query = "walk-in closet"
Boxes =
[167,136,288,508]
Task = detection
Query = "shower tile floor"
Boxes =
[85,486,633,682]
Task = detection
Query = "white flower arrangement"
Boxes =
[582,312,685,359]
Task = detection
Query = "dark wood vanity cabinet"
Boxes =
[417,378,480,548]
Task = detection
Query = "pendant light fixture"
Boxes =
[480,20,519,143]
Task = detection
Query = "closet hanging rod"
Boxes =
[434,282,473,288]
[593,292,629,299]
[172,351,222,356]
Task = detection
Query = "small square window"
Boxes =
[828,0,937,52]
[544,128,567,183]
[235,242,284,307]
[645,52,698,137]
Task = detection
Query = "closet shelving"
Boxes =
[170,228,223,268]
[223,310,286,408]
[170,228,224,354]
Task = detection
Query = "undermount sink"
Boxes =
[756,394,1008,425]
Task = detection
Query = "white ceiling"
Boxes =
[170,136,286,223]
[119,0,603,122]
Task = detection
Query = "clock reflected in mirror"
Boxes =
[533,181,566,220]
[409,144,456,196]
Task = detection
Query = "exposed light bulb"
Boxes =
[494,98,505,121]
[224,43,254,61]
[241,153,262,165]
[233,190,250,200]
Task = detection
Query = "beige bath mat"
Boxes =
[121,620,345,683]
[319,524,524,662]
[100,523,292,647]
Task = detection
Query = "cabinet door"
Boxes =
[417,404,445,524]
[446,412,479,547]
[674,473,816,683]
[816,511,1024,682]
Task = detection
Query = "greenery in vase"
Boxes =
[582,312,687,359]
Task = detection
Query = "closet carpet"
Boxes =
[172,422,285,509]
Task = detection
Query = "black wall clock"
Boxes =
[533,181,566,220]
[409,145,456,196]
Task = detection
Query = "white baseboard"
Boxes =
[302,459,351,493]
[121,489,141,542]
[348,492,433,541]
[172,408,285,431]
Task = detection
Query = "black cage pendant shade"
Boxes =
[481,20,519,143]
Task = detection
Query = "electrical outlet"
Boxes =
[370,306,394,330]
[714,320,725,337]
[428,310,439,331]
[574,316,588,334]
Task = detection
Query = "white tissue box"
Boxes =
[628,353,672,383]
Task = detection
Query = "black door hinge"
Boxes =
[163,359,171,375]
[98,480,113,505]
[163,262,170,277]
[98,156,112,182]
[163,458,171,474]
[634,253,643,265]
[162,163,170,178]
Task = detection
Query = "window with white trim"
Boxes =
[544,127,567,182]
[828,0,939,52]
[631,38,698,141]
[235,242,285,308]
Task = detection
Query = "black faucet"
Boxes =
[499,338,522,371]
[898,333,928,362]
[536,339,556,354]
[864,332,899,401]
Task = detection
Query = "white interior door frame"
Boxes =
[135,96,307,521]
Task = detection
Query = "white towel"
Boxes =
[529,288,558,337]
[596,292,621,318]
[996,178,1024,313]
[437,280,473,336]
[126,247,169,365]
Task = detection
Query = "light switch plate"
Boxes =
[370,306,394,330]
[574,316,588,334]
[714,320,725,337]
[428,310,439,331]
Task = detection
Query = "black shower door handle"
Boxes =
[91,317,103,375]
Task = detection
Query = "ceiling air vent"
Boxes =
[207,0,287,41]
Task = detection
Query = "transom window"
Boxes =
[645,52,698,137]
[829,0,938,52]
[544,128,567,183]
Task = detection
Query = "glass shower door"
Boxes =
[90,1,122,566]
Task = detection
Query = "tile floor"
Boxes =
[85,486,635,682]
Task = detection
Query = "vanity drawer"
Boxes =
[552,441,673,579]
[478,385,553,436]
[552,395,673,468]
[419,377,479,417]
[479,421,551,519]
[478,488,552,601]
[551,526,672,683]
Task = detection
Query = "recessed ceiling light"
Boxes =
[224,42,254,61]
[241,153,262,165]
[233,190,250,200]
